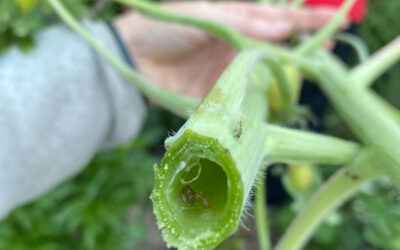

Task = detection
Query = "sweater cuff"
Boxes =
[83,19,147,149]
[106,22,135,67]
[105,21,150,106]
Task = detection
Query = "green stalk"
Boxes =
[245,39,321,79]
[351,36,400,87]
[296,0,356,55]
[260,57,294,121]
[264,125,360,165]
[334,33,369,62]
[115,0,247,50]
[48,0,199,118]
[292,0,306,7]
[255,172,270,250]
[369,90,400,124]
[276,148,383,250]
[314,51,400,187]
[151,50,270,249]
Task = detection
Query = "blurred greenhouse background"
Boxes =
[0,0,399,249]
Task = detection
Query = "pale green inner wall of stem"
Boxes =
[167,158,229,233]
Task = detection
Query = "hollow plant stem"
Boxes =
[48,0,199,118]
[351,36,400,87]
[255,171,270,250]
[151,50,271,249]
[275,148,383,250]
[295,0,356,55]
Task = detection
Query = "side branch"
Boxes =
[334,33,369,62]
[255,172,271,250]
[116,0,246,49]
[351,36,400,87]
[275,148,383,250]
[264,125,360,165]
[295,0,355,55]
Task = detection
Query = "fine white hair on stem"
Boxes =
[240,164,268,229]
[167,129,177,137]
[185,109,195,117]
[240,187,256,219]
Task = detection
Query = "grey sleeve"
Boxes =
[0,21,147,219]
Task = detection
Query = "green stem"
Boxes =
[261,57,294,121]
[334,33,369,62]
[292,0,306,7]
[115,0,247,50]
[275,148,383,250]
[245,39,321,78]
[296,0,356,55]
[48,0,199,118]
[314,50,400,188]
[255,172,270,250]
[351,36,400,87]
[369,90,400,124]
[152,50,270,249]
[275,0,287,4]
[264,125,360,165]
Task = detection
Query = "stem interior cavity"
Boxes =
[152,130,243,249]
[172,157,228,223]
[152,51,270,249]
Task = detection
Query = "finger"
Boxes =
[209,3,293,41]
[220,2,288,21]
[163,2,294,41]
[287,7,350,32]
[245,21,293,41]
[219,2,349,33]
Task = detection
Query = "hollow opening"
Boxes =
[167,157,229,232]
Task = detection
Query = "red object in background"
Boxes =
[305,0,367,23]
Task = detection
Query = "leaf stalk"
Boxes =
[275,148,383,250]
[351,36,400,87]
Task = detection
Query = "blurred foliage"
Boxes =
[0,0,122,53]
[359,0,400,109]
[354,180,400,250]
[272,177,400,250]
[0,107,185,250]
[277,1,400,247]
[281,164,323,212]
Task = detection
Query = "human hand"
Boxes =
[114,1,346,97]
